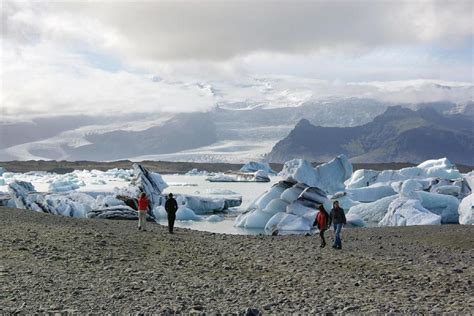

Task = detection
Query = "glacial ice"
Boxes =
[345,213,366,227]
[264,212,313,233]
[346,184,396,202]
[379,198,442,226]
[240,161,276,174]
[206,214,224,222]
[279,155,352,194]
[417,191,459,223]
[206,171,270,182]
[48,179,81,193]
[185,168,213,176]
[348,195,398,223]
[458,194,473,225]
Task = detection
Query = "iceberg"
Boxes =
[206,171,270,182]
[206,214,224,222]
[235,209,274,229]
[458,194,473,225]
[417,191,459,223]
[240,161,276,174]
[346,184,396,202]
[379,198,442,226]
[0,167,5,176]
[185,168,213,176]
[48,179,81,193]
[417,158,462,180]
[279,155,352,194]
[348,195,398,223]
[132,163,168,208]
[264,212,312,233]
[176,206,202,221]
[345,213,366,227]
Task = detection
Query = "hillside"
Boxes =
[266,106,474,165]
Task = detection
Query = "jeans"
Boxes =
[333,223,343,248]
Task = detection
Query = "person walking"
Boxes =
[313,205,329,248]
[165,193,178,234]
[329,200,346,249]
[137,192,149,231]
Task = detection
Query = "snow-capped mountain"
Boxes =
[1,76,473,163]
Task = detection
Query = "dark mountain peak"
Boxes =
[267,105,474,165]
[295,118,312,128]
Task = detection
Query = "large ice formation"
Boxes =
[240,162,276,174]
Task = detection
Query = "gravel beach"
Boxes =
[1,207,473,314]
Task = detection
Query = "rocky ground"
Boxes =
[0,207,473,314]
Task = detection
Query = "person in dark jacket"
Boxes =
[165,193,178,234]
[329,200,346,249]
[313,205,329,248]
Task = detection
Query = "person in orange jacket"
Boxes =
[137,192,149,231]
[313,205,329,248]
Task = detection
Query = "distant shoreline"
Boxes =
[1,160,472,174]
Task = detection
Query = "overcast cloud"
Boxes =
[1,0,473,117]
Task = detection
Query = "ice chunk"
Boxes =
[280,183,308,203]
[48,180,80,193]
[279,155,352,194]
[0,167,5,176]
[430,185,461,197]
[0,178,5,186]
[458,194,473,225]
[298,187,330,206]
[417,191,459,224]
[399,179,423,198]
[348,195,398,223]
[200,189,240,195]
[153,206,168,219]
[240,161,276,174]
[345,169,380,188]
[183,195,225,214]
[347,184,396,202]
[417,158,462,180]
[206,215,224,222]
[176,206,201,221]
[132,163,168,208]
[206,171,270,182]
[253,180,294,210]
[234,209,274,228]
[379,198,441,226]
[263,198,290,215]
[346,213,366,227]
[329,191,359,210]
[94,195,125,209]
[463,171,474,192]
[185,168,212,176]
[88,205,140,220]
[264,212,312,233]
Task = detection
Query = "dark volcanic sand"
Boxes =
[0,207,473,314]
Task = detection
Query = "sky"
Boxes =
[1,0,473,118]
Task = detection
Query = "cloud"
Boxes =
[1,0,472,118]
[41,0,474,61]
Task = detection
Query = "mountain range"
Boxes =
[266,106,474,165]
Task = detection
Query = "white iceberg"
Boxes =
[345,213,366,227]
[279,155,352,194]
[185,168,212,176]
[379,198,442,226]
[234,209,275,228]
[458,194,473,225]
[348,195,398,223]
[48,179,81,193]
[417,158,462,180]
[240,161,276,174]
[264,212,312,233]
[206,171,270,182]
[417,191,459,223]
[176,206,202,221]
[346,184,396,203]
[206,215,224,222]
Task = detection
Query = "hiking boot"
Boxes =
[320,243,326,248]
[138,226,142,231]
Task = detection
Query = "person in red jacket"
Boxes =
[313,205,329,248]
[137,192,149,231]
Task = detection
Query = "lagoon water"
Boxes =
[159,174,281,235]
